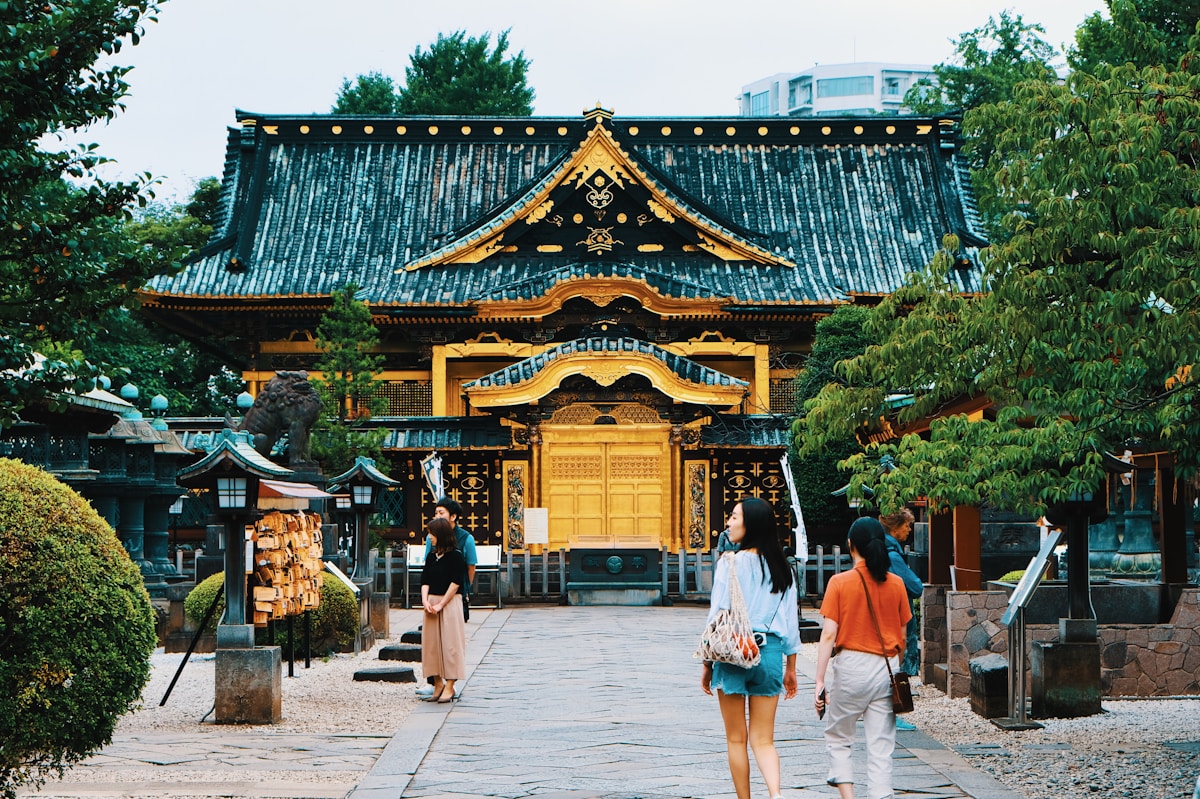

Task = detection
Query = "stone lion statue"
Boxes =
[229,370,324,467]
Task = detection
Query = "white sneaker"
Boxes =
[415,685,435,697]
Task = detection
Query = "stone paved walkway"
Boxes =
[350,606,1020,799]
[20,605,1023,799]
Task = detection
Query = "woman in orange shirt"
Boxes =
[813,517,912,799]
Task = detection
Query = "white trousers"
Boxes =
[824,649,897,799]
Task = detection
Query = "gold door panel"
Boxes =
[542,425,669,550]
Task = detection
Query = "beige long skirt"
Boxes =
[421,594,466,680]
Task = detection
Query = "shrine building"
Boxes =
[140,107,985,553]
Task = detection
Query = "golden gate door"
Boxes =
[541,425,670,550]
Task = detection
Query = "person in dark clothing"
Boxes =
[420,517,467,703]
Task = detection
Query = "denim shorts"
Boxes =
[711,633,784,697]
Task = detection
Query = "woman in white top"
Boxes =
[701,496,801,799]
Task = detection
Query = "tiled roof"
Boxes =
[168,418,511,452]
[144,112,985,310]
[463,336,748,392]
[700,415,791,448]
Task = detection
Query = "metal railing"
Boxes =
[378,543,854,606]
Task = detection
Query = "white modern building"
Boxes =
[739,62,935,117]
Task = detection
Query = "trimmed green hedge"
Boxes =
[0,458,157,799]
[184,569,359,655]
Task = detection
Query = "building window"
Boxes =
[769,378,798,413]
[883,77,907,97]
[816,76,874,99]
[750,91,770,116]
[379,380,433,416]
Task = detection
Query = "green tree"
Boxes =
[904,12,1059,115]
[797,39,1200,517]
[311,284,388,475]
[0,0,177,428]
[1070,0,1200,74]
[790,306,872,543]
[397,29,534,115]
[332,71,399,114]
[73,177,242,416]
[903,13,1061,237]
[0,459,157,799]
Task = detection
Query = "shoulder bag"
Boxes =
[695,553,761,668]
[858,571,914,714]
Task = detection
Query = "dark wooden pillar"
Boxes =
[928,509,954,585]
[1159,467,1191,586]
[952,505,982,590]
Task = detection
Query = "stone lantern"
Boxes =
[177,429,293,723]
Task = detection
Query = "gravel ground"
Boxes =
[902,677,1200,798]
[26,628,1200,799]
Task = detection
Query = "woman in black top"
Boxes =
[420,517,468,702]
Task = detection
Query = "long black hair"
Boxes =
[848,516,890,582]
[737,496,794,594]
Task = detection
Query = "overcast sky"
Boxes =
[79,0,1107,202]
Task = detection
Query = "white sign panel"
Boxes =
[524,507,549,545]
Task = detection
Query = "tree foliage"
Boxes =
[0,459,157,798]
[1070,0,1200,74]
[797,38,1200,517]
[790,306,872,541]
[397,29,534,115]
[311,284,388,475]
[904,12,1060,237]
[0,0,177,428]
[332,71,398,114]
[73,177,242,416]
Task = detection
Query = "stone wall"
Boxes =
[922,586,1200,699]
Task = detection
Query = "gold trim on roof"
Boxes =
[474,275,728,321]
[464,349,747,409]
[403,118,793,271]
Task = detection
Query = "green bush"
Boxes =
[182,571,225,635]
[0,458,157,799]
[997,569,1026,583]
[184,570,359,655]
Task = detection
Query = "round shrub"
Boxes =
[997,570,1026,583]
[182,571,225,635]
[0,458,157,799]
[184,570,359,655]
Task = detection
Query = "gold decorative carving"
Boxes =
[578,227,622,254]
[695,232,742,260]
[637,244,664,252]
[916,125,932,135]
[613,404,662,424]
[582,363,629,386]
[687,461,708,549]
[550,404,601,424]
[610,454,661,479]
[646,199,675,224]
[636,214,651,227]
[549,214,564,227]
[586,177,614,209]
[584,292,619,307]
[537,244,564,253]
[525,199,555,225]
[262,126,279,135]
[503,461,527,549]
[617,213,627,224]
[550,455,603,480]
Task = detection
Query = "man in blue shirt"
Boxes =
[416,497,478,698]
[880,508,923,730]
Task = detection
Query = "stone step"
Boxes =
[379,643,422,662]
[353,666,416,683]
[400,629,422,644]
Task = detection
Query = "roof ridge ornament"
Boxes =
[583,104,613,124]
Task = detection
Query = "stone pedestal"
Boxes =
[370,592,390,639]
[1030,619,1101,718]
[969,653,1009,718]
[214,643,282,724]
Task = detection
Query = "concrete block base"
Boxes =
[370,592,390,638]
[1031,639,1101,718]
[969,653,1009,718]
[215,646,282,724]
[567,586,662,606]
